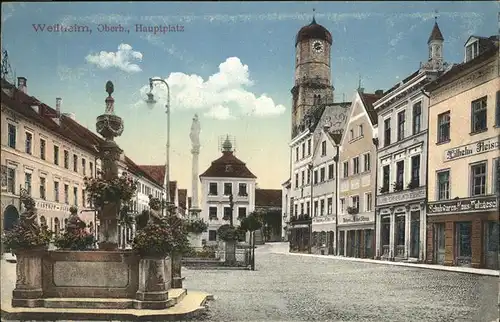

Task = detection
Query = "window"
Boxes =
[313,201,318,216]
[363,153,371,172]
[359,125,363,136]
[89,161,94,177]
[494,159,499,194]
[409,155,421,187]
[238,207,246,218]
[320,167,325,182]
[24,172,32,195]
[82,158,86,176]
[295,147,299,161]
[8,124,16,148]
[397,111,405,141]
[73,187,78,206]
[64,150,69,168]
[327,198,332,214]
[384,118,391,146]
[301,142,305,159]
[465,41,479,62]
[396,161,404,189]
[437,170,450,200]
[82,189,86,207]
[320,199,325,215]
[351,195,359,210]
[471,97,487,133]
[412,102,422,135]
[6,167,16,193]
[64,184,69,204]
[470,162,487,196]
[321,141,327,156]
[353,157,360,175]
[39,177,46,200]
[365,193,372,212]
[209,183,218,195]
[238,183,247,196]
[73,154,78,172]
[328,164,334,179]
[209,207,217,220]
[294,204,298,217]
[306,201,310,215]
[25,132,33,154]
[340,198,345,213]
[208,230,217,241]
[437,111,450,143]
[350,129,354,140]
[40,139,46,160]
[343,161,349,178]
[300,203,304,215]
[54,181,60,202]
[307,139,311,155]
[301,170,305,186]
[295,173,299,187]
[382,165,390,192]
[496,91,500,127]
[306,170,310,184]
[314,170,318,184]
[223,207,232,220]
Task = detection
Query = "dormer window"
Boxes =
[465,40,480,62]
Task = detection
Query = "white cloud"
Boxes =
[135,57,286,120]
[85,43,143,73]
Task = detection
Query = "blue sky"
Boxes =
[1,1,498,192]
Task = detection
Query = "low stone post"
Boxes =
[134,257,170,309]
[11,248,46,308]
[171,253,183,288]
[225,240,237,265]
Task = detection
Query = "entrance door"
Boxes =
[409,211,420,258]
[328,231,334,255]
[3,205,19,231]
[484,221,499,270]
[339,231,345,256]
[434,223,445,265]
[456,222,472,267]
[365,229,373,258]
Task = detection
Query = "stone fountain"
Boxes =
[5,81,212,320]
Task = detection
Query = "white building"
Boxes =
[199,137,257,244]
[373,20,449,262]
[1,77,99,244]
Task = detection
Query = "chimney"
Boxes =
[56,97,62,116]
[375,89,384,96]
[17,77,27,94]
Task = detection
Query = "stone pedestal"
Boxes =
[98,203,120,250]
[225,241,236,265]
[134,257,170,309]
[12,248,46,308]
[171,254,183,288]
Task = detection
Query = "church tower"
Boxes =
[425,17,445,70]
[291,12,334,137]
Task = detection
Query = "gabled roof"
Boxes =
[255,189,282,208]
[312,127,340,160]
[199,151,257,179]
[137,165,177,201]
[124,157,163,188]
[358,91,381,126]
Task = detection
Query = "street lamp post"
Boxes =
[145,78,171,215]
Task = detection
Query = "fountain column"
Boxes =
[189,114,201,219]
[96,81,124,251]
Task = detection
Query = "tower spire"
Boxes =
[312,8,316,24]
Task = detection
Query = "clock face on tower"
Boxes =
[312,41,323,53]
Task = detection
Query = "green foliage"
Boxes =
[217,224,239,241]
[239,214,262,232]
[184,245,217,259]
[54,229,95,250]
[84,172,137,208]
[135,210,150,231]
[185,219,208,234]
[119,204,135,228]
[3,223,52,251]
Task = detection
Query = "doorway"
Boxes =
[328,231,334,255]
[455,222,472,267]
[484,221,499,270]
[410,211,420,258]
[434,223,445,265]
[365,229,373,258]
[339,231,345,256]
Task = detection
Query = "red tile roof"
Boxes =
[124,157,163,188]
[178,189,187,210]
[200,151,257,179]
[137,165,177,201]
[255,189,282,208]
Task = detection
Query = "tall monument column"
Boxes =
[189,114,201,218]
[96,81,124,250]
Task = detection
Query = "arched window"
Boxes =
[39,216,47,228]
[54,218,60,236]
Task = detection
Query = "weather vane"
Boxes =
[434,9,438,22]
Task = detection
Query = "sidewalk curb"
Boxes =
[273,251,499,277]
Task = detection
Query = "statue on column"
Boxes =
[189,114,201,150]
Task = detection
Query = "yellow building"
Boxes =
[425,35,499,269]
[1,77,100,239]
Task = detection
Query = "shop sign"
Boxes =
[444,136,499,162]
[377,186,425,206]
[341,215,371,224]
[427,195,498,214]
[35,200,71,213]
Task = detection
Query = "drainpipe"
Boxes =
[308,163,313,254]
[422,88,430,263]
[372,138,379,259]
[334,146,339,256]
